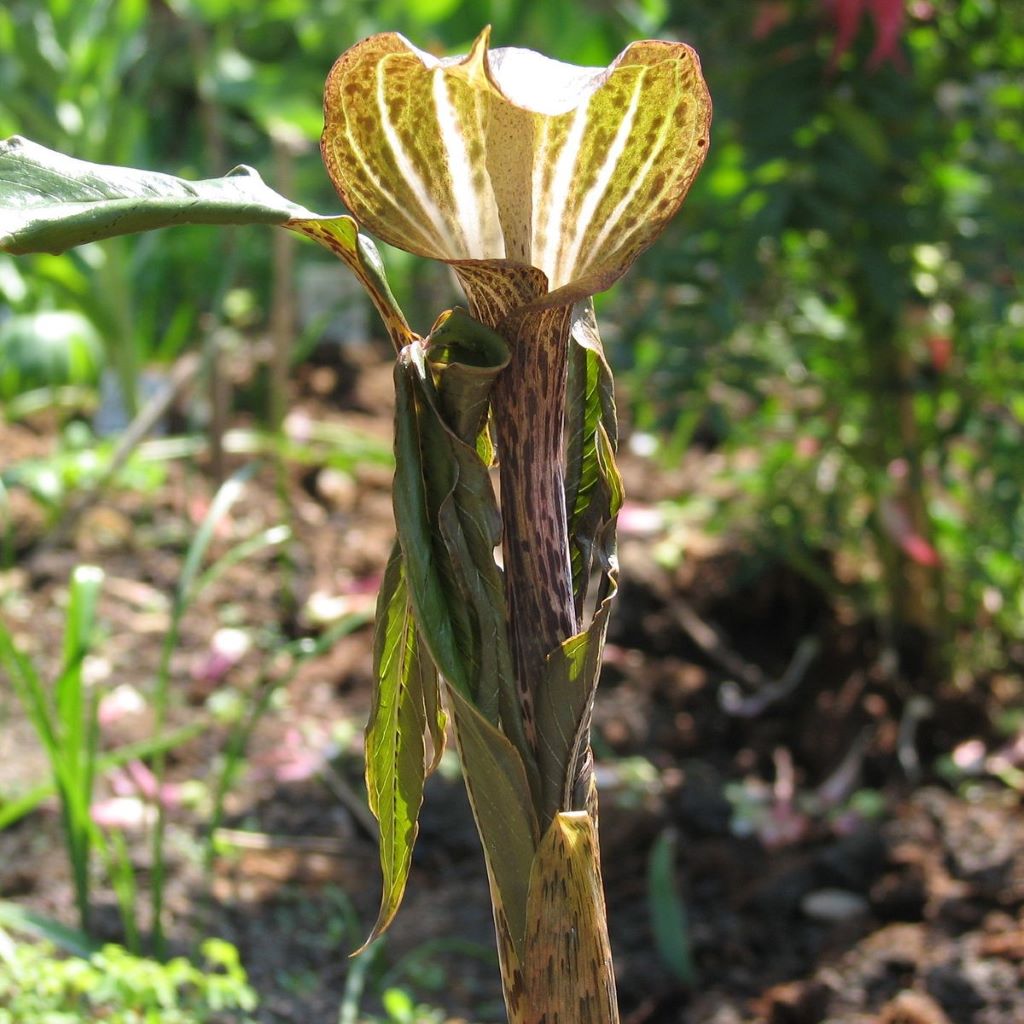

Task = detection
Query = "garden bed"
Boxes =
[1,348,1022,1024]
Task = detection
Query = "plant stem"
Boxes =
[490,302,577,745]
[456,281,619,1022]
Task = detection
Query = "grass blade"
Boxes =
[0,901,97,958]
[150,463,261,955]
[0,721,207,830]
[647,827,696,988]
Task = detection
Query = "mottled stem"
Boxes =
[455,266,579,747]
[491,302,577,711]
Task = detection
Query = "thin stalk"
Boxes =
[337,938,383,1024]
[149,610,180,956]
[266,133,304,622]
[97,827,140,953]
[98,237,139,418]
[0,565,103,936]
[150,467,254,956]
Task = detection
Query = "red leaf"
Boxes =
[827,0,907,71]
[927,335,953,373]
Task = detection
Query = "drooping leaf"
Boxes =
[517,811,618,1022]
[0,137,413,351]
[391,344,475,700]
[391,321,534,779]
[360,546,441,948]
[387,323,545,956]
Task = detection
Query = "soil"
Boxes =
[1,343,1022,1024]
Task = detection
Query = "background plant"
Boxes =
[0,464,296,953]
[0,932,258,1024]
[615,0,1023,677]
[1,1,1022,1020]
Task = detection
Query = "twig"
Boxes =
[35,351,200,552]
[815,726,873,808]
[670,595,820,716]
[897,696,933,783]
[717,636,821,717]
[674,596,767,689]
[212,827,351,854]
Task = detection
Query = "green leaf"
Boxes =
[0,902,97,959]
[534,570,618,822]
[0,136,311,254]
[391,345,474,699]
[360,547,441,949]
[647,828,696,987]
[426,307,510,444]
[445,684,538,963]
[564,300,622,609]
[391,319,535,785]
[0,136,414,351]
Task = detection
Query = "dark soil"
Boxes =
[1,345,1022,1023]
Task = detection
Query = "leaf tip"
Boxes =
[348,934,378,959]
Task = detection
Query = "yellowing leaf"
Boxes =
[360,548,441,949]
[513,811,618,1023]
[285,216,414,351]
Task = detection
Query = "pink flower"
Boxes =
[90,796,155,830]
[249,727,325,784]
[107,759,186,806]
[879,497,941,567]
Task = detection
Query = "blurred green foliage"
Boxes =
[1,0,1021,669]
[0,935,257,1023]
[617,0,1024,667]
[0,312,103,400]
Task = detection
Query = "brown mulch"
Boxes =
[1,346,1022,1023]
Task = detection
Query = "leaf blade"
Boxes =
[0,137,314,255]
[360,546,440,949]
[445,683,538,963]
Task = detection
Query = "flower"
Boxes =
[320,27,711,311]
[320,28,711,689]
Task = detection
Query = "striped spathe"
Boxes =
[321,27,711,307]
